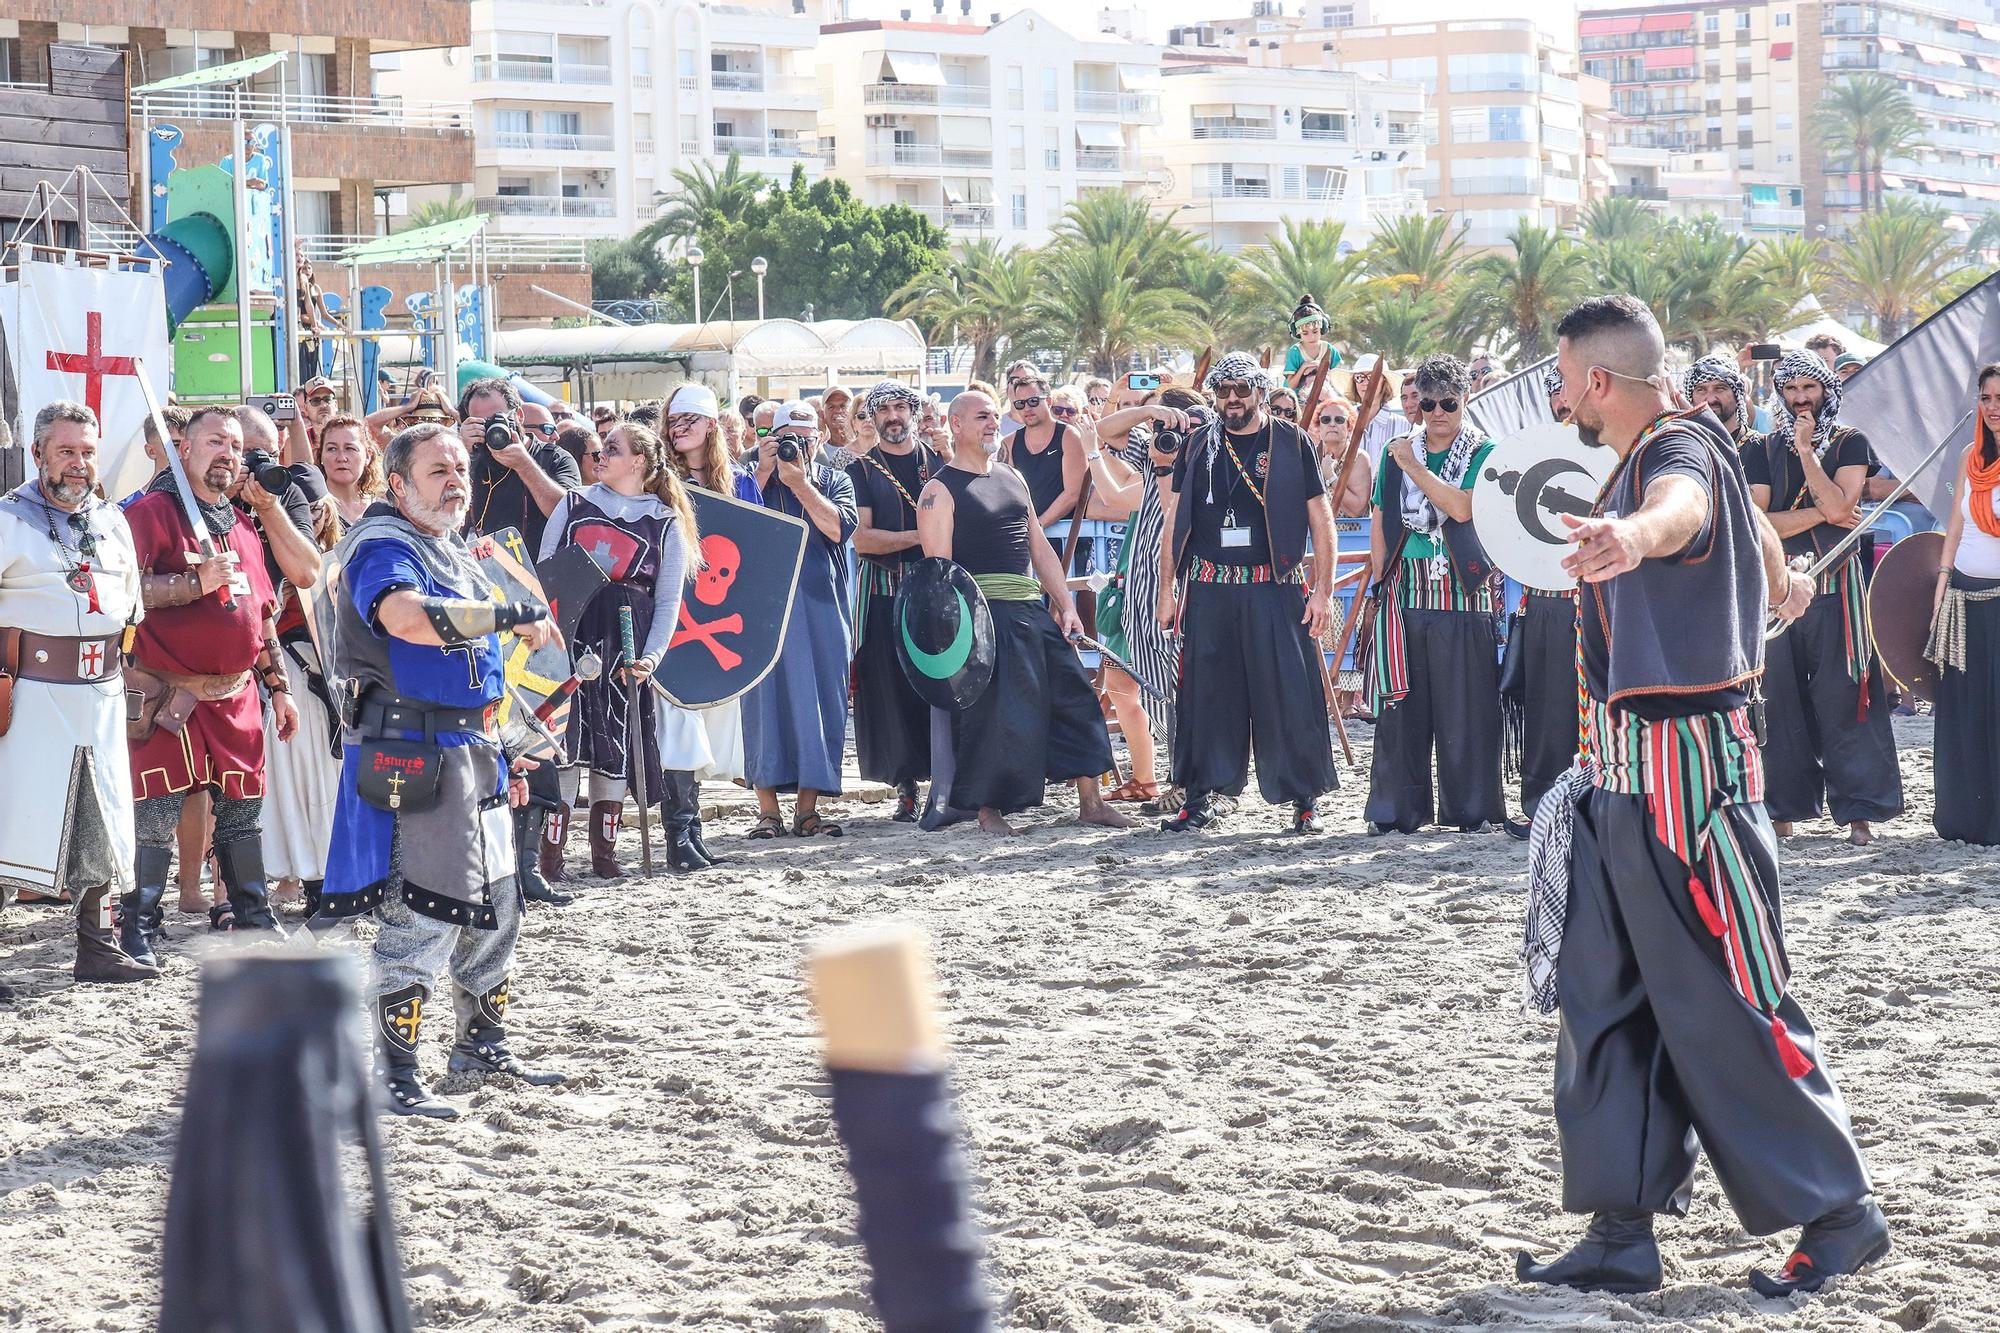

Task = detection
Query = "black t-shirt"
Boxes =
[468,441,584,550]
[1174,424,1325,567]
[1580,426,1748,719]
[846,444,940,568]
[1009,423,1069,522]
[1741,426,1873,560]
[935,464,1032,576]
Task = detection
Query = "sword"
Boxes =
[619,605,653,875]
[1068,630,1169,703]
[1765,407,1971,639]
[130,355,236,612]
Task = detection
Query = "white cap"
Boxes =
[1352,354,1381,374]
[773,400,820,431]
[667,383,719,419]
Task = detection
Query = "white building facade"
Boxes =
[1151,57,1427,251]
[815,11,1166,247]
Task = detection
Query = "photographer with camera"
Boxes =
[233,405,324,596]
[457,378,581,548]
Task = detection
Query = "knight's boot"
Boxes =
[540,804,572,883]
[589,800,625,879]
[74,882,160,983]
[516,806,573,906]
[687,801,726,866]
[375,983,458,1118]
[1749,1197,1891,1297]
[1516,1210,1663,1294]
[214,835,285,936]
[118,846,172,969]
[446,978,567,1086]
[663,772,713,874]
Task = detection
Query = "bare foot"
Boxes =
[977,808,1019,836]
[1078,801,1137,829]
[178,885,206,913]
[1848,821,1875,847]
[1772,821,1794,839]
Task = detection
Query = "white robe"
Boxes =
[260,639,340,881]
[0,489,143,898]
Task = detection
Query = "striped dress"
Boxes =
[1117,428,1178,743]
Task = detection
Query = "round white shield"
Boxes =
[1471,422,1618,592]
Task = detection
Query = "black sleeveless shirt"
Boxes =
[1008,422,1069,521]
[936,464,1033,576]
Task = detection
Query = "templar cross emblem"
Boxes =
[78,641,105,679]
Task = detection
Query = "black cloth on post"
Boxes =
[1170,580,1336,805]
[1555,788,1873,1235]
[945,600,1112,815]
[1759,592,1902,826]
[1520,591,1579,819]
[854,592,931,787]
[1932,571,2000,844]
[1364,607,1504,831]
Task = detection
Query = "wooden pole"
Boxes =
[806,926,944,1074]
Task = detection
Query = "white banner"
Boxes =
[1466,354,1558,440]
[9,259,169,499]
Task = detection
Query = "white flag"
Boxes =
[1466,355,1558,441]
[9,259,169,498]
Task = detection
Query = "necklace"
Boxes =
[36,485,102,611]
[865,445,931,517]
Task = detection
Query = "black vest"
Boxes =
[1170,418,1311,577]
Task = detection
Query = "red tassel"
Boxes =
[1689,874,1727,938]
[1856,671,1869,723]
[1772,1016,1815,1078]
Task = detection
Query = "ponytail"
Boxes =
[617,422,704,570]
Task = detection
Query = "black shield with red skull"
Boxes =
[654,488,809,708]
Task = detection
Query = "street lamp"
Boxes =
[751,255,768,321]
[686,242,705,323]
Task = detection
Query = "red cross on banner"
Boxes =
[45,310,139,423]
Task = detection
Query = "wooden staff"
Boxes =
[618,604,653,876]
[1320,352,1395,762]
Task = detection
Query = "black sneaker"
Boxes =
[1161,792,1216,833]
[1290,802,1321,834]
[891,783,919,823]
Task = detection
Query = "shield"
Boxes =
[656,488,809,708]
[467,527,604,752]
[893,558,997,711]
[1471,422,1618,592]
[1868,530,1945,704]
[535,544,613,648]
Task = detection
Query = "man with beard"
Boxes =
[1364,354,1505,834]
[848,380,944,820]
[1742,351,1902,845]
[123,408,299,949]
[1545,361,1571,424]
[1509,362,1581,834]
[1155,352,1338,833]
[1682,354,1753,448]
[315,423,566,1116]
[1516,295,1886,1300]
[915,390,1133,836]
[0,402,158,979]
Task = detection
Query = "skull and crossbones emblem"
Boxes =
[672,534,745,669]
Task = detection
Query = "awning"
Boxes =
[882,50,946,86]
[337,216,488,265]
[1639,13,1692,32]
[1977,55,2000,78]
[1771,41,1793,59]
[1913,42,1966,67]
[1966,182,2000,202]
[1980,22,2000,41]
[133,50,286,94]
[1930,181,1968,197]
[1579,15,1643,36]
[942,181,966,205]
[1074,122,1123,148]
[1233,103,1273,119]
[1879,172,1906,189]
[1877,35,1905,53]
[1117,63,1160,89]
[1643,46,1694,71]
[1933,79,1970,98]
[938,115,992,148]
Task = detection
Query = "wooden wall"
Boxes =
[0,43,130,245]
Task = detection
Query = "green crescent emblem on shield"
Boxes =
[901,590,973,679]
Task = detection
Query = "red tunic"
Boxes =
[124,491,278,800]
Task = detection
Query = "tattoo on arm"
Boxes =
[919,493,937,509]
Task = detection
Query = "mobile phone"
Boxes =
[1126,371,1161,391]
[252,392,298,423]
[1748,343,1783,361]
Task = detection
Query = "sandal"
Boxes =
[208,902,236,933]
[1106,779,1160,803]
[749,814,787,839]
[793,811,844,838]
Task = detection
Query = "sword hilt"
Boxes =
[618,603,637,668]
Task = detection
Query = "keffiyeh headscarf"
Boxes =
[1771,350,1842,450]
[1682,354,1749,438]
[1542,362,1565,399]
[863,379,924,419]
[1203,352,1265,394]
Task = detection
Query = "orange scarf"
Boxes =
[1972,437,2000,539]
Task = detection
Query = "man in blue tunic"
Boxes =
[316,422,567,1118]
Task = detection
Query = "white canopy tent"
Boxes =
[1777,295,1887,359]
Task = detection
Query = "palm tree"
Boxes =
[1812,76,1924,213]
[1048,191,1195,290]
[1231,217,1381,343]
[402,194,475,231]
[1752,233,1829,306]
[1831,199,1971,339]
[1030,235,1202,374]
[889,238,1044,383]
[1578,195,1658,244]
[1347,290,1445,367]
[1363,212,1471,297]
[1462,222,1592,362]
[1175,246,1259,352]
[1965,213,2000,262]
[641,153,766,249]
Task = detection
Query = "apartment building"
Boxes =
[1797,0,2000,234]
[384,0,828,243]
[1151,55,1427,252]
[815,11,1164,246]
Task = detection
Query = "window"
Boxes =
[1045,185,1062,217]
[1775,11,1791,25]
[1390,56,1437,92]
[1320,3,1355,27]
[1011,191,1027,228]
[1009,125,1026,170]
[1041,66,1058,111]
[1007,65,1024,111]
[1450,105,1530,143]
[1450,155,1539,197]
[1704,13,1719,30]
[1044,125,1059,170]
[1736,12,1751,28]
[632,48,651,76]
[1776,113,1793,129]
[495,108,531,141]
[1447,51,1531,92]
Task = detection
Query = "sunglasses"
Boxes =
[1419,398,1461,414]
[305,394,335,406]
[69,510,99,559]
[1269,404,1297,419]
[1011,395,1045,410]
[1088,395,1109,408]
[584,450,606,463]
[755,426,772,437]
[1051,404,1078,419]
[1318,414,1349,427]
[1212,381,1255,400]
[529,422,558,437]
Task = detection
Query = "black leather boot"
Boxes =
[516,807,573,906]
[685,781,725,865]
[375,983,458,1118]
[892,779,920,823]
[120,846,172,968]
[446,978,566,1086]
[1516,1210,1663,1294]
[1749,1197,1891,1297]
[663,772,713,874]
[1161,790,1218,833]
[74,883,160,983]
[214,835,285,935]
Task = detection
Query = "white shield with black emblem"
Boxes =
[1471,422,1618,592]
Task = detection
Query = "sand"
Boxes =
[3,712,1996,1332]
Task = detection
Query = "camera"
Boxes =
[1126,371,1161,392]
[250,392,297,424]
[240,447,291,495]
[1151,404,1212,457]
[774,437,803,464]
[482,410,519,452]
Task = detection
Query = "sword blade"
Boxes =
[1071,633,1170,702]
[129,355,236,610]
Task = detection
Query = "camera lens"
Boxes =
[776,438,801,463]
[484,420,514,451]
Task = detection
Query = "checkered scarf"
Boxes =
[1772,350,1842,451]
[1682,354,1749,437]
[1542,362,1565,399]
[863,379,924,419]
[1203,352,1265,394]
[1398,422,1484,582]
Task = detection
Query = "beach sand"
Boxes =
[3,712,1995,1331]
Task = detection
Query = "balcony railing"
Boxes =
[473,56,612,85]
[1076,148,1153,173]
[1614,184,1670,200]
[476,195,617,218]
[1301,126,1351,143]
[713,134,822,159]
[906,203,997,229]
[299,233,590,265]
[865,144,994,168]
[1195,182,1273,199]
[492,130,614,152]
[1192,124,1276,139]
[1074,89,1161,116]
[1745,205,1806,228]
[709,70,816,97]
[1386,125,1423,144]
[135,89,470,131]
[863,82,991,108]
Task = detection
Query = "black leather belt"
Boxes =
[356,695,497,741]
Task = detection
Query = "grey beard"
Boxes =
[41,472,92,507]
[403,492,467,535]
[880,422,909,445]
[980,438,1002,458]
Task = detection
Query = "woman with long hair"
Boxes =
[1928,363,2000,844]
[263,483,348,916]
[318,414,384,526]
[539,420,709,876]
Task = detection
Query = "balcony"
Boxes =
[492,130,614,152]
[714,134,823,160]
[1745,205,1806,229]
[863,83,992,109]
[1386,125,1423,145]
[1196,182,1274,199]
[299,233,590,265]
[1076,148,1157,173]
[906,203,998,230]
[1301,126,1352,143]
[1614,184,1670,200]
[1192,124,1277,140]
[865,144,994,169]
[476,194,617,218]
[473,56,612,86]
[710,71,817,97]
[1074,89,1161,116]
[135,88,470,132]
